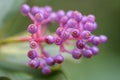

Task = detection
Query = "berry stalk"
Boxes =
[0,36,31,45]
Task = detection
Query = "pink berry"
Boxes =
[27,50,37,59]
[45,35,55,44]
[46,57,55,66]
[55,37,62,45]
[30,41,38,49]
[29,59,39,68]
[42,66,51,75]
[83,49,93,58]
[55,55,64,64]
[72,49,82,59]
[27,24,38,34]
[20,4,30,16]
[81,30,91,39]
[35,12,43,22]
[76,40,85,49]
[71,29,80,38]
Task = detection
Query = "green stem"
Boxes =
[0,36,31,46]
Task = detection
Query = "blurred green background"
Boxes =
[0,0,120,80]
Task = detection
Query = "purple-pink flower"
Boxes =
[20,4,107,75]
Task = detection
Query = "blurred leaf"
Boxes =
[0,0,58,38]
[0,0,30,38]
[0,77,10,80]
[0,43,120,80]
[0,43,69,80]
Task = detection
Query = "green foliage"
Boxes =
[0,43,68,80]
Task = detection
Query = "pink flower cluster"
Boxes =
[20,4,107,75]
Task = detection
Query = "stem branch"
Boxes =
[0,36,31,46]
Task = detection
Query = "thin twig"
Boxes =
[0,36,31,46]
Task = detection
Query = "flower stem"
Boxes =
[0,36,31,46]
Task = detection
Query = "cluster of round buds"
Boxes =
[20,4,107,75]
